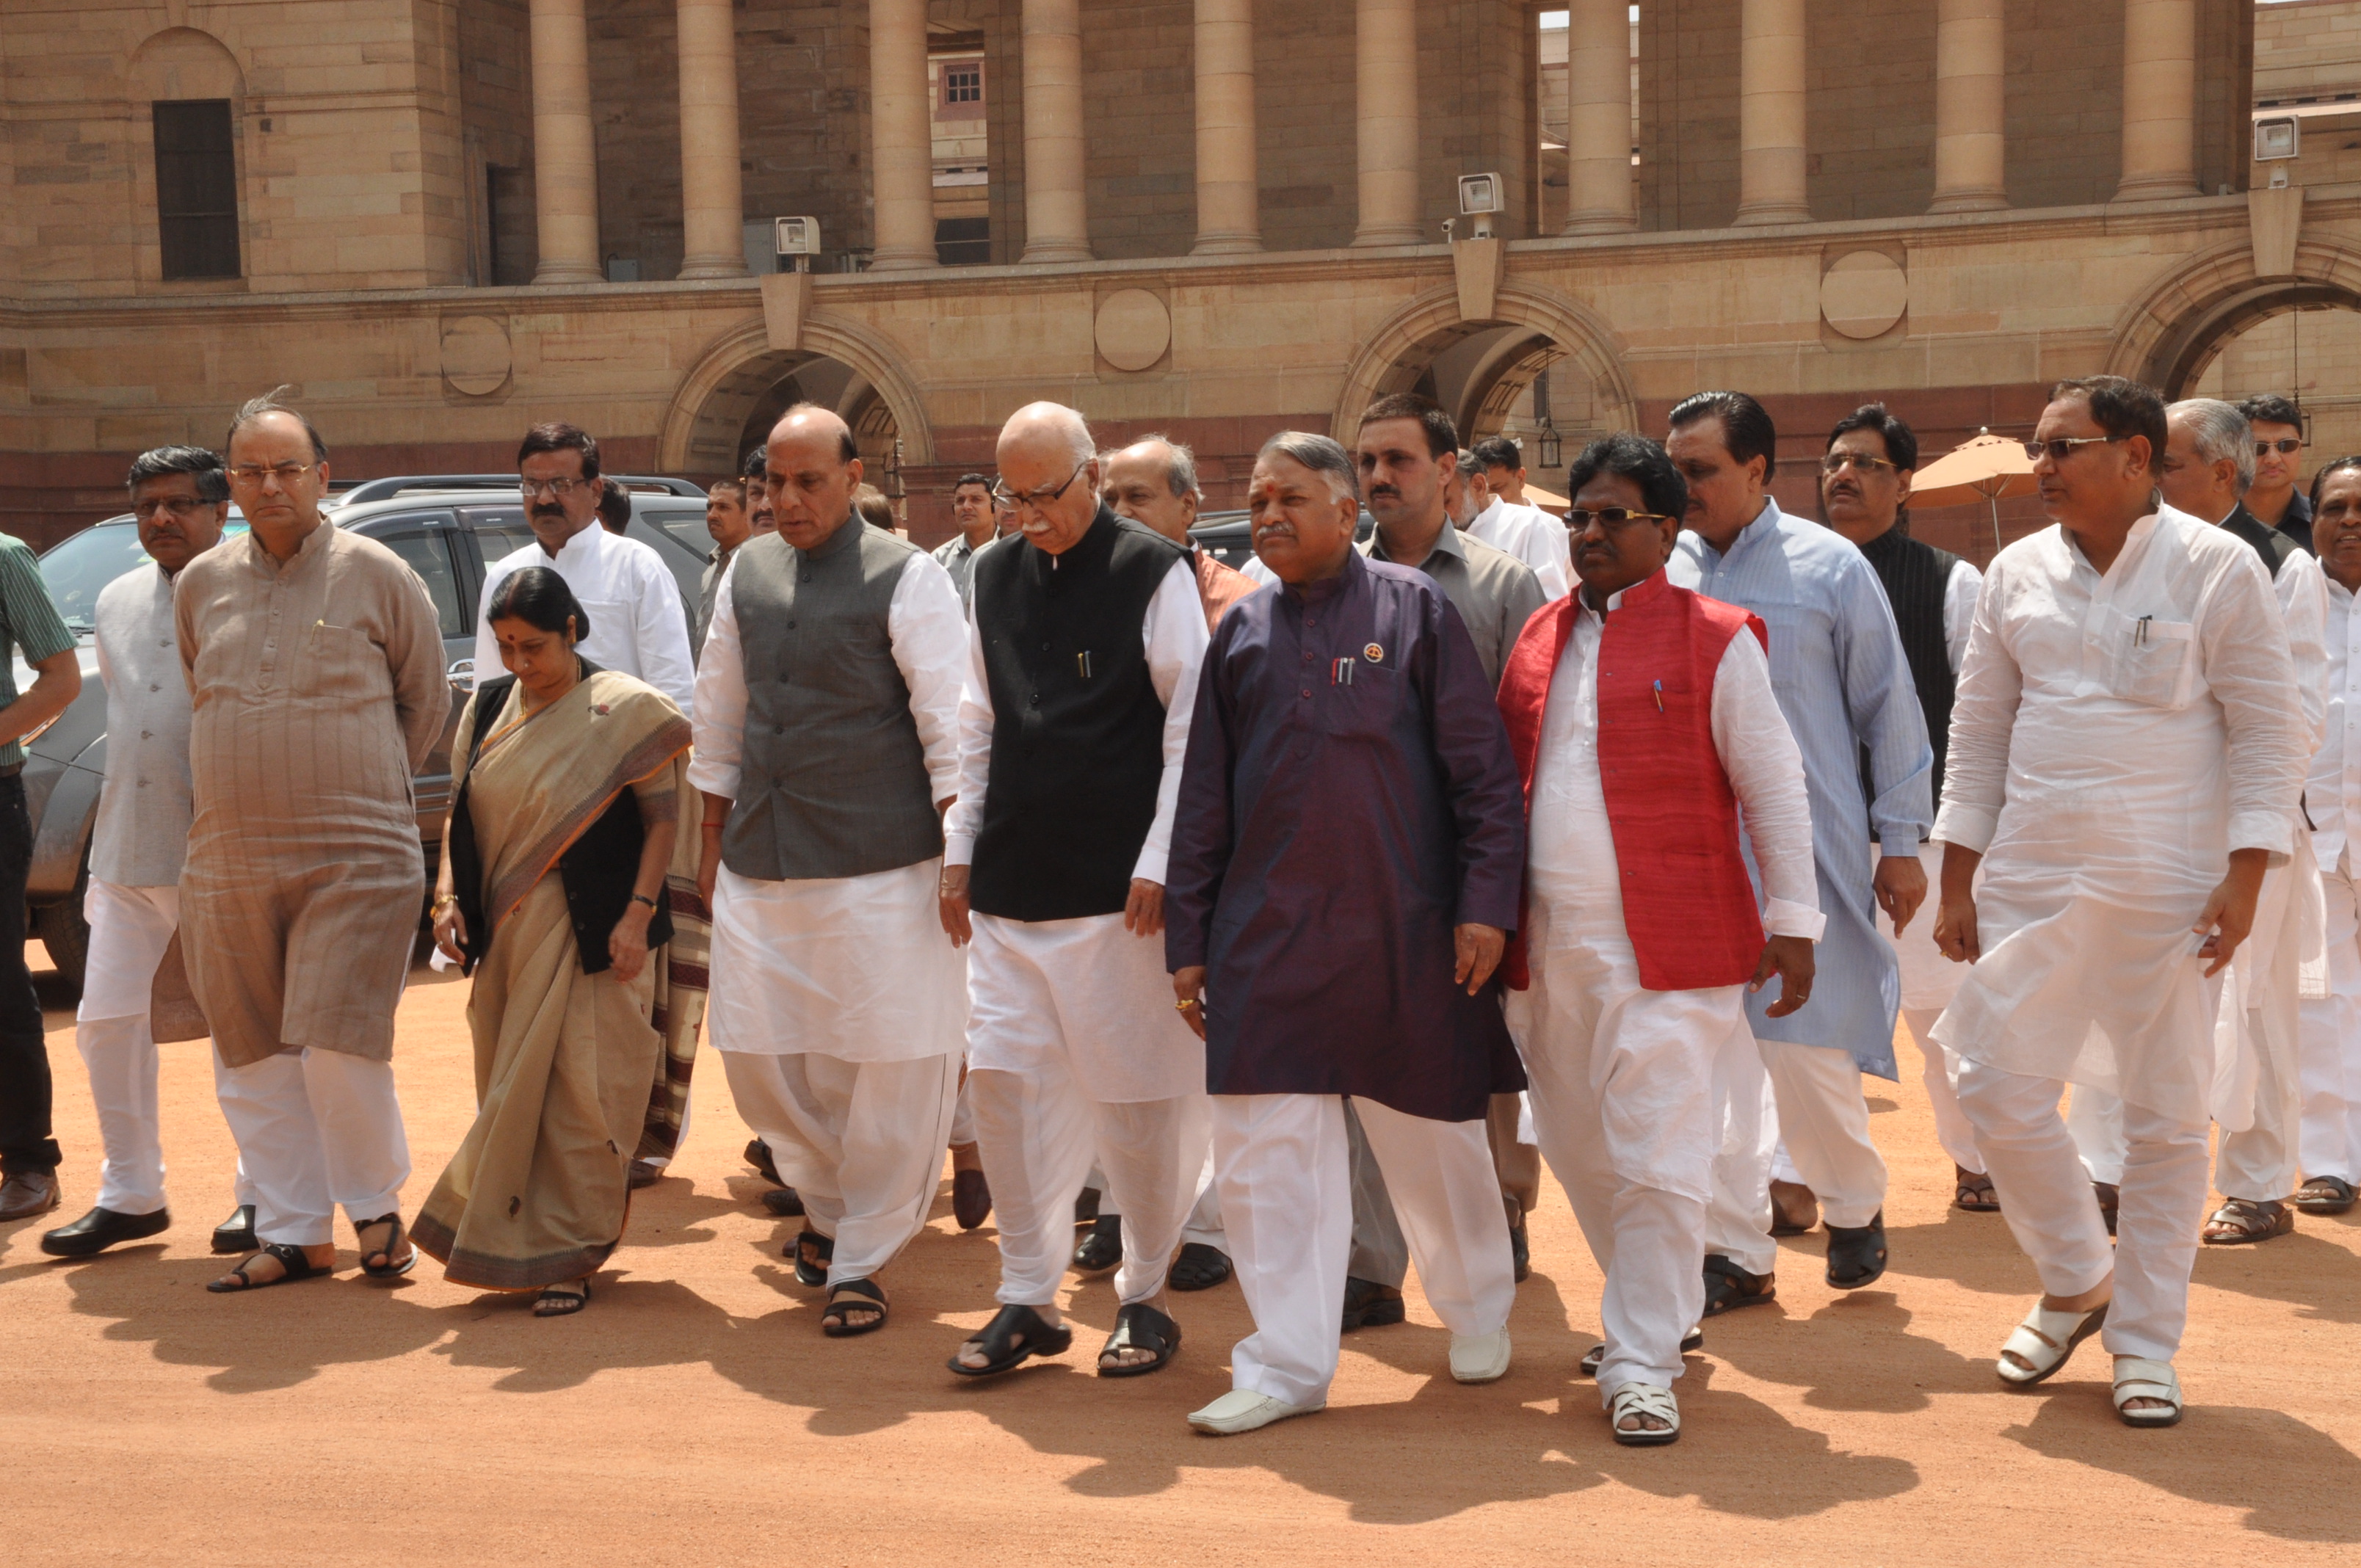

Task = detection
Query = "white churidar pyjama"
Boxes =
[1212,1093,1512,1407]
[965,911,1208,1307]
[74,879,180,1215]
[212,1047,410,1247]
[2300,850,2361,1183]
[1705,1036,1887,1271]
[1957,1058,2211,1361]
[722,1048,958,1282]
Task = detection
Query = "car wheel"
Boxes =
[35,892,89,996]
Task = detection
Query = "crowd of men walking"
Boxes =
[0,371,2348,1444]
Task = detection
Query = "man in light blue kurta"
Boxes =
[1664,392,1932,1314]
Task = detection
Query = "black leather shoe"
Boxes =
[41,1205,170,1257]
[952,1167,992,1230]
[0,1170,59,1221]
[744,1138,782,1186]
[1073,1213,1122,1272]
[1074,1186,1100,1225]
[211,1204,257,1255]
[760,1186,805,1217]
[1341,1276,1406,1330]
[1825,1211,1889,1289]
[1509,1215,1531,1283]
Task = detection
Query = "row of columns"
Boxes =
[1560,0,2202,233]
[526,0,2212,281]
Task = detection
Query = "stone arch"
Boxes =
[2104,235,2361,396]
[1330,280,1640,445]
[659,312,937,474]
[129,26,246,102]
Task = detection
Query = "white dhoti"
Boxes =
[708,860,968,1281]
[2299,850,2361,1183]
[1213,1092,1512,1408]
[74,880,179,1216]
[213,1047,410,1247]
[966,910,1208,1307]
[1509,923,1741,1401]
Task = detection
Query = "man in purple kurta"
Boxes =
[1167,432,1528,1436]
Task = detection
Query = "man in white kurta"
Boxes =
[942,403,1210,1380]
[1501,434,1821,1445]
[1932,377,2308,1424]
[690,407,968,1331]
[1459,458,1572,602]
[2297,462,2361,1219]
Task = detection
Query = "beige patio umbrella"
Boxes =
[1907,427,2036,553]
[1523,484,1570,513]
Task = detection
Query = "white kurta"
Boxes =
[476,523,697,717]
[1932,507,2310,1125]
[687,551,969,1062]
[2300,578,2361,1183]
[1467,498,1573,602]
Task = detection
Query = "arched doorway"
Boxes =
[659,316,936,480]
[2186,301,2361,460]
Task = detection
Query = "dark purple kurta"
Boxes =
[1165,551,1528,1122]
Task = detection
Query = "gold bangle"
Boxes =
[1175,998,1199,1012]
[432,893,457,913]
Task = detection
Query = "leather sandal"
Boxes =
[1098,1302,1182,1377]
[1700,1254,1775,1317]
[1954,1166,2001,1212]
[355,1213,417,1280]
[1997,1299,2106,1386]
[2093,1181,2120,1237]
[1072,1213,1122,1273]
[948,1303,1073,1378]
[788,1230,833,1288]
[206,1242,326,1293]
[2294,1175,2357,1215]
[2111,1357,2183,1427]
[1825,1211,1888,1289]
[820,1278,889,1337]
[2201,1197,2294,1245]
[1609,1384,1681,1446]
[1341,1276,1407,1329]
[1169,1242,1232,1291]
[534,1279,591,1317]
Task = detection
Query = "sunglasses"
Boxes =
[2256,439,2303,457]
[2021,435,2127,462]
[1564,508,1675,532]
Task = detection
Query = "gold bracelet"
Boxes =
[432,893,457,913]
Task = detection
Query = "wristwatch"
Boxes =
[631,893,659,910]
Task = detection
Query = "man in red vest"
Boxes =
[1497,432,1821,1445]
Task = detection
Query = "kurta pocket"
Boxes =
[2099,609,2194,710]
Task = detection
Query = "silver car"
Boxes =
[21,477,715,990]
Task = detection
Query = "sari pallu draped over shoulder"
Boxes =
[413,669,697,1291]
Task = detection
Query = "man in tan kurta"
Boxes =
[178,394,451,1291]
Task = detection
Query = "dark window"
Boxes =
[360,520,471,639]
[152,100,241,280]
[945,65,982,105]
[487,165,535,286]
[935,217,990,266]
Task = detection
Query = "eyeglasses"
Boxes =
[2021,435,2127,463]
[1564,507,1675,532]
[227,462,317,487]
[990,460,1089,514]
[2256,438,2304,457]
[131,497,212,520]
[521,476,590,498]
[1821,452,1900,476]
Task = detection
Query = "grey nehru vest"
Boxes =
[721,520,943,881]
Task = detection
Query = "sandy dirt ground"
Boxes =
[4,940,2359,1568]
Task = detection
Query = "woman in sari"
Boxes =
[417,567,695,1316]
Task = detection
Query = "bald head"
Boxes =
[1105,437,1200,545]
[765,402,863,551]
[995,401,1101,555]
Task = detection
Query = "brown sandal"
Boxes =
[1954,1166,2001,1212]
[2202,1197,2294,1245]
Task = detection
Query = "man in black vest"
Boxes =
[1819,404,1992,1213]
[691,404,973,1337]
[942,401,1213,1381]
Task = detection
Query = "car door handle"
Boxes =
[448,657,474,686]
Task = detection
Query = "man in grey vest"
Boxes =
[690,404,970,1339]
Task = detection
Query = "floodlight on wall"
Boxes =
[2255,116,2301,164]
[775,217,822,274]
[1458,173,1504,239]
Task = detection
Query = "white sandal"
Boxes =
[1996,1299,2108,1386]
[2111,1357,2183,1428]
[1607,1383,1680,1446]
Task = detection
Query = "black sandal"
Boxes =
[206,1242,325,1293]
[1701,1253,1776,1317]
[787,1230,833,1288]
[534,1279,590,1317]
[355,1213,417,1280]
[1072,1213,1122,1273]
[947,1303,1073,1378]
[1098,1302,1182,1378]
[1825,1211,1888,1289]
[2295,1175,2358,1216]
[821,1278,889,1337]
[1954,1166,2001,1212]
[1169,1242,1233,1291]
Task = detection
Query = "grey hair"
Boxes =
[1257,431,1360,503]
[1456,449,1482,477]
[126,445,229,503]
[1005,400,1095,466]
[2169,398,2255,495]
[225,385,329,462]
[1134,435,1201,501]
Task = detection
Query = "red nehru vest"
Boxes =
[1496,569,1769,992]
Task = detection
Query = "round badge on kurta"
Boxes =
[1364,643,1384,662]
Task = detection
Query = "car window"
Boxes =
[459,507,538,574]
[625,514,707,617]
[375,531,470,640]
[643,508,711,556]
[35,519,248,632]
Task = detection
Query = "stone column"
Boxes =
[1733,0,1809,226]
[1352,0,1419,247]
[2117,0,2199,202]
[869,0,937,269]
[1561,0,1634,234]
[529,0,602,283]
[1192,0,1261,255]
[1020,0,1091,264]
[675,0,750,277]
[1929,0,2006,213]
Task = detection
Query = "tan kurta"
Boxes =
[175,522,451,1068]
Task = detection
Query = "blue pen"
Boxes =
[1653,678,1664,713]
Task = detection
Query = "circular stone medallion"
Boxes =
[1819,253,1908,341]
[1095,289,1172,372]
[440,315,513,396]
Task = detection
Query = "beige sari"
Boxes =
[412,670,695,1291]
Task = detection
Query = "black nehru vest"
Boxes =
[2219,504,2299,581]
[969,507,1189,921]
[1858,524,1962,802]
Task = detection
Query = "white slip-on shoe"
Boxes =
[1187,1388,1324,1435]
[1448,1328,1512,1384]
